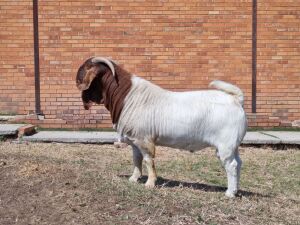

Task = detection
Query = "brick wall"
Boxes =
[0,0,299,128]
[0,0,35,115]
[254,0,300,127]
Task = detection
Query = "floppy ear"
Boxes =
[76,57,116,91]
[77,66,99,91]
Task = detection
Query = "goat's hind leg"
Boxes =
[217,147,242,198]
[129,144,143,183]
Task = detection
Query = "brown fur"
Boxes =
[76,58,132,124]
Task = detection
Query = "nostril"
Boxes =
[77,83,88,91]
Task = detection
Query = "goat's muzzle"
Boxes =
[83,101,93,110]
[77,83,89,91]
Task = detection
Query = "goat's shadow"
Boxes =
[119,175,268,198]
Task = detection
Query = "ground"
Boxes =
[0,141,299,225]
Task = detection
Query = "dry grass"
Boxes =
[0,141,299,225]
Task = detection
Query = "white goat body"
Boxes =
[117,76,247,197]
[118,76,246,152]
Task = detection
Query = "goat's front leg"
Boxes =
[143,154,157,188]
[134,139,157,188]
[129,145,143,183]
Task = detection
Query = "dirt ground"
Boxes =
[0,141,299,225]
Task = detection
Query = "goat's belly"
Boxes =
[155,136,210,152]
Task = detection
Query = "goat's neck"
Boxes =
[100,67,132,124]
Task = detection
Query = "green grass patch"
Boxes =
[0,112,17,116]
[248,127,300,132]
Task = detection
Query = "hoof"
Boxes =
[145,181,156,188]
[129,175,139,183]
[225,190,237,198]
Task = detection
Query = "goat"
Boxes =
[76,57,247,197]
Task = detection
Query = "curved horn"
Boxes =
[91,57,115,77]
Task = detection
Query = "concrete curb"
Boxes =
[22,131,118,144]
[243,131,300,145]
[242,132,280,144]
[0,124,27,136]
[0,115,16,122]
[1,123,298,145]
[20,130,300,145]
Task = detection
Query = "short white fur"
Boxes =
[116,75,247,198]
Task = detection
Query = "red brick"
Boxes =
[18,125,36,137]
[0,0,298,129]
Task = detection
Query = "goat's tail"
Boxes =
[209,80,244,106]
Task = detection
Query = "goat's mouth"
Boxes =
[83,99,104,110]
[83,101,93,110]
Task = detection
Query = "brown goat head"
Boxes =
[76,57,115,91]
[76,57,115,110]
